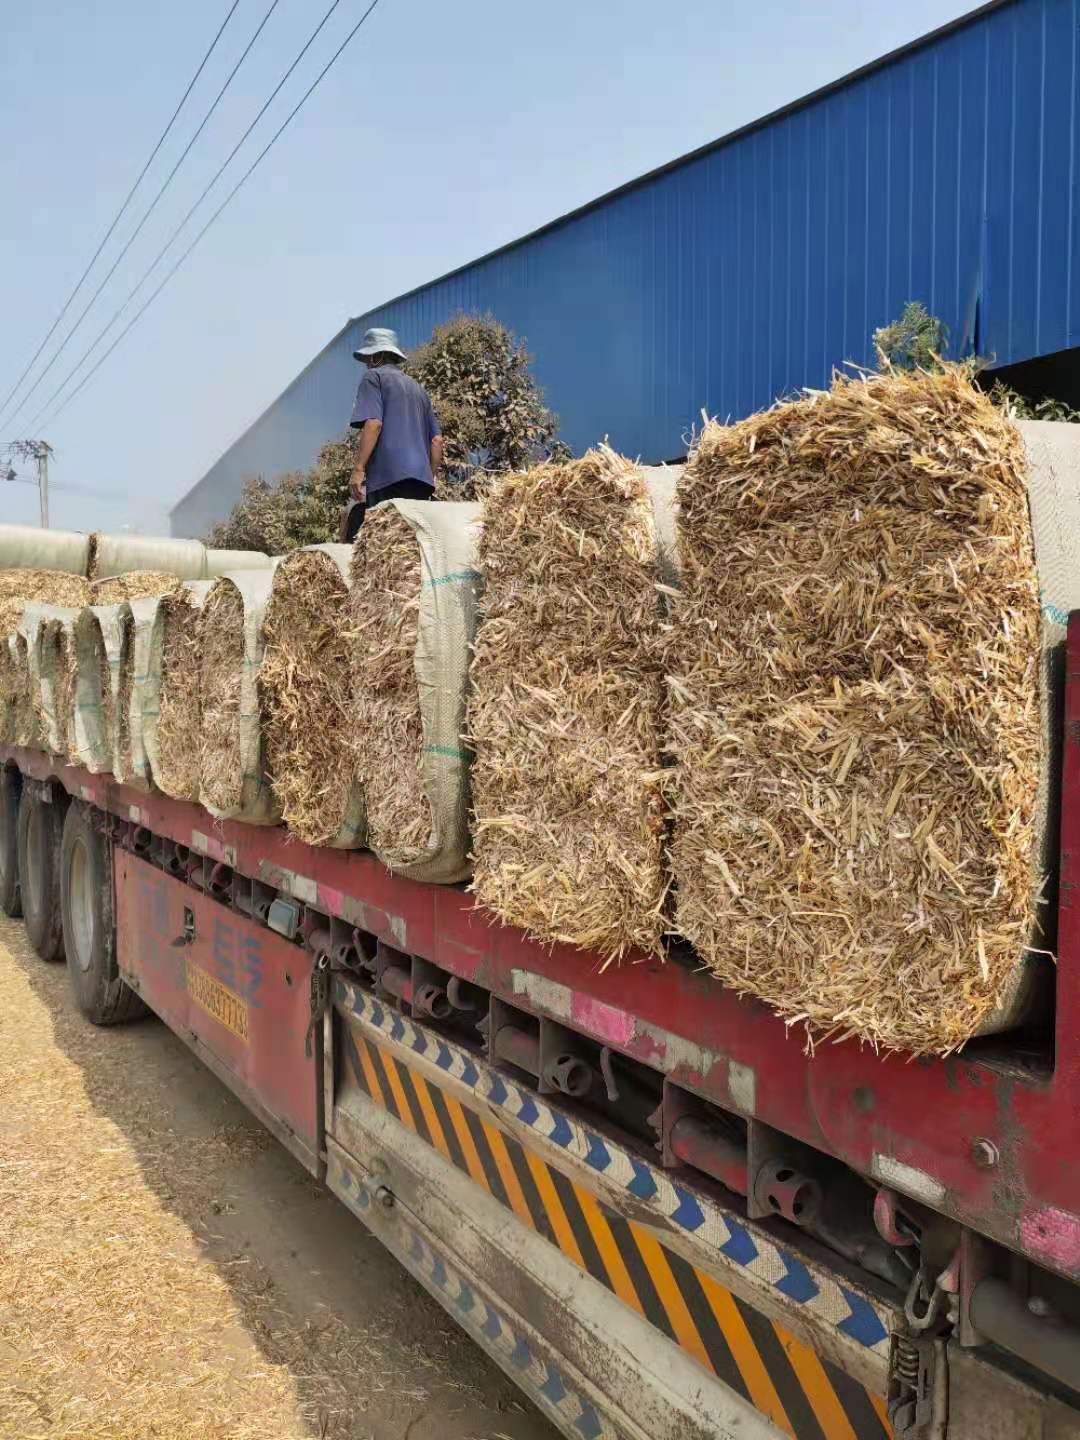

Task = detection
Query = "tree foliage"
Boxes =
[205,314,564,550]
[872,301,948,371]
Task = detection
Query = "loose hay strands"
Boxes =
[199,579,245,814]
[156,585,209,800]
[0,568,91,636]
[9,636,38,748]
[37,619,75,759]
[261,548,364,847]
[91,570,181,604]
[468,447,669,960]
[669,364,1041,1055]
[349,510,429,867]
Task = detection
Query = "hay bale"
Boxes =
[348,501,481,881]
[261,547,365,848]
[88,532,206,581]
[7,634,40,748]
[0,569,91,637]
[198,572,280,824]
[156,582,214,800]
[114,607,143,786]
[23,606,80,759]
[668,365,1041,1055]
[468,450,669,957]
[91,570,181,604]
[205,547,273,576]
[71,605,127,774]
[0,524,90,575]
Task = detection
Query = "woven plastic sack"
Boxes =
[20,603,80,758]
[7,632,40,749]
[205,548,273,576]
[88,531,207,580]
[0,524,90,575]
[199,570,281,825]
[354,500,482,884]
[71,604,126,774]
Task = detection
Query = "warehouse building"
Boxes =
[171,0,1079,538]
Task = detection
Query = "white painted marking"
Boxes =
[872,1152,947,1208]
[728,1061,756,1115]
[289,872,318,904]
[511,969,573,1021]
[191,830,209,854]
[128,805,142,823]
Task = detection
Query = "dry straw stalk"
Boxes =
[199,580,245,813]
[669,364,1040,1055]
[348,510,431,868]
[156,585,210,800]
[91,570,181,604]
[468,447,669,959]
[261,546,365,847]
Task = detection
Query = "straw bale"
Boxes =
[8,635,39,748]
[38,619,74,760]
[261,546,366,847]
[668,365,1041,1055]
[0,568,91,637]
[469,448,669,959]
[349,502,481,881]
[90,569,181,604]
[87,530,206,580]
[0,523,89,574]
[116,609,137,782]
[156,583,212,800]
[198,572,280,823]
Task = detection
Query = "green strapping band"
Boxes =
[424,744,470,760]
[422,569,480,591]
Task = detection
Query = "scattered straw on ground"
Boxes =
[468,448,669,959]
[91,570,181,604]
[668,364,1041,1054]
[157,587,207,800]
[261,550,361,847]
[348,509,431,867]
[199,580,245,813]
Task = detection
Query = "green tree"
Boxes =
[205,314,565,550]
[872,301,948,371]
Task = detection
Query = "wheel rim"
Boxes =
[68,836,94,973]
[25,805,43,917]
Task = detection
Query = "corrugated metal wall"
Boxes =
[173,0,1080,537]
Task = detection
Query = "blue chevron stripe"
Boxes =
[670,1184,706,1231]
[540,1364,568,1404]
[518,1096,539,1127]
[585,1133,612,1172]
[549,1112,573,1148]
[774,1250,819,1304]
[720,1219,759,1267]
[627,1159,659,1200]
[838,1287,890,1348]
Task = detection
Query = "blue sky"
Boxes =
[0,0,976,534]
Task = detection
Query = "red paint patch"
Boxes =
[1021,1205,1080,1274]
[571,993,635,1047]
[318,883,345,917]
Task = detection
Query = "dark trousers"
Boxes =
[342,478,431,543]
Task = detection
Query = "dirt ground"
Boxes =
[0,915,559,1440]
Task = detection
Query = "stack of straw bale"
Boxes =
[668,365,1041,1054]
[90,571,181,604]
[155,582,213,800]
[349,501,481,881]
[0,568,90,637]
[260,546,365,848]
[198,571,280,824]
[0,525,89,576]
[87,532,207,581]
[469,449,669,957]
[71,606,126,774]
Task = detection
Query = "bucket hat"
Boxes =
[353,326,406,361]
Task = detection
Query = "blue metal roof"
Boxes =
[173,0,1079,536]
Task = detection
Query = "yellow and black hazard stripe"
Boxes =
[343,1027,892,1440]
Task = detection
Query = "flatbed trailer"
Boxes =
[5,627,1080,1439]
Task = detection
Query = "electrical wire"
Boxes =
[29,0,356,431]
[8,0,287,430]
[36,0,383,434]
[0,0,242,426]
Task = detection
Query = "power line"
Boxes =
[28,0,355,431]
[0,0,242,426]
[5,0,285,430]
[37,0,384,433]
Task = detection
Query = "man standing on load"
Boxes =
[340,327,444,542]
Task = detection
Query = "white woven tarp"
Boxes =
[205,548,272,576]
[0,525,90,575]
[89,532,207,581]
[19,603,79,758]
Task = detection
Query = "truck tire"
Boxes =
[17,784,65,961]
[61,802,146,1025]
[0,769,22,918]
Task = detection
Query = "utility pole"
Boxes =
[6,440,54,528]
